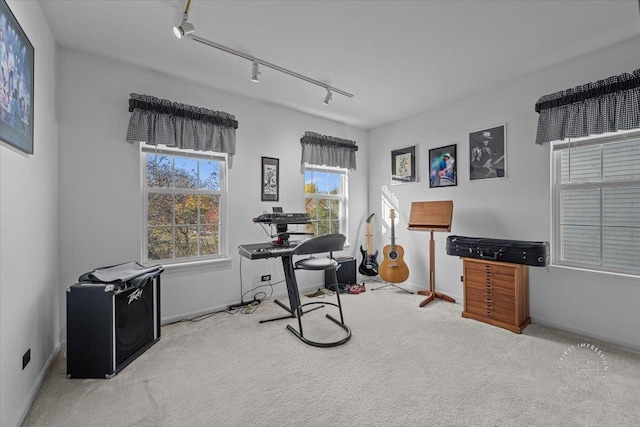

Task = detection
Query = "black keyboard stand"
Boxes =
[258,253,324,324]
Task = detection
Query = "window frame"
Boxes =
[140,144,228,266]
[551,130,640,276]
[303,164,349,239]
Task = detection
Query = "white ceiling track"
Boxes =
[172,0,354,105]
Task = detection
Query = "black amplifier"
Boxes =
[325,256,356,292]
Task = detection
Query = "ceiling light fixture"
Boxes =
[173,20,195,39]
[173,0,354,103]
[323,89,333,106]
[172,0,194,39]
[251,61,260,82]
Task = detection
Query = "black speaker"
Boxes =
[66,276,161,378]
[325,256,356,292]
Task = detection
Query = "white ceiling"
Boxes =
[39,0,640,130]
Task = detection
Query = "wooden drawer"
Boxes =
[466,287,515,311]
[461,257,530,334]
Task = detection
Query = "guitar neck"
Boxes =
[366,224,373,254]
[390,217,396,250]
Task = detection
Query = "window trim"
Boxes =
[551,129,640,276]
[303,164,349,240]
[140,143,228,266]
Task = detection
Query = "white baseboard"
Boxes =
[13,343,61,427]
[531,316,640,353]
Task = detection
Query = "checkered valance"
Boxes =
[534,69,640,144]
[126,93,238,166]
[300,131,358,173]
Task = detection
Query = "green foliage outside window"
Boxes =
[304,168,345,236]
[145,153,221,261]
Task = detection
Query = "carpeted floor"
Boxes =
[23,286,640,426]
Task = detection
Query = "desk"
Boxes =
[238,241,303,322]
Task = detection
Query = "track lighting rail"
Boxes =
[173,0,354,103]
[187,34,354,99]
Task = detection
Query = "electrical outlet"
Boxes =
[261,274,271,282]
[22,349,30,370]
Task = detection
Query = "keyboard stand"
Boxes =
[258,253,324,323]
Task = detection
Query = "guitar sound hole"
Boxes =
[388,251,398,261]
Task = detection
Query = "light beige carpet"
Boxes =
[23,286,640,426]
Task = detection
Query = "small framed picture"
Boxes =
[391,145,416,185]
[469,124,506,181]
[429,144,457,188]
[261,157,279,201]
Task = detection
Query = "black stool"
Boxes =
[287,234,352,347]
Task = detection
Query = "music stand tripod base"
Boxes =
[371,280,414,294]
[418,290,455,307]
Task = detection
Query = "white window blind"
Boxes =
[553,133,640,274]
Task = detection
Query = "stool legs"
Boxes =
[286,267,351,347]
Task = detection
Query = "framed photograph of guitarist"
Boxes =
[469,124,506,181]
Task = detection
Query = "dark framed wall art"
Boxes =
[261,156,279,201]
[391,145,416,185]
[429,144,457,188]
[0,0,34,154]
[469,124,506,181]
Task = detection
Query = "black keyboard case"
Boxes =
[446,235,550,267]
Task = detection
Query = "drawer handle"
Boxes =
[484,299,492,303]
[486,312,493,317]
[486,286,493,291]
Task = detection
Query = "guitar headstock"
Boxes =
[366,213,375,223]
[389,208,397,220]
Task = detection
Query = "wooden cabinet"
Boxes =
[461,257,530,334]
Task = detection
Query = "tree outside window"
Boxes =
[304,166,347,237]
[144,149,225,263]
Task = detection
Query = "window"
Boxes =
[304,166,348,237]
[142,145,227,264]
[552,132,640,274]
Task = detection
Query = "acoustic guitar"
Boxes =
[379,209,410,283]
[359,213,379,276]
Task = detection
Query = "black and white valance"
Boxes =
[534,69,640,144]
[126,93,238,165]
[300,131,358,173]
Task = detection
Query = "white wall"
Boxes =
[56,47,369,335]
[368,36,640,351]
[0,2,58,426]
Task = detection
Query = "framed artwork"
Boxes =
[429,144,457,188]
[391,145,416,185]
[469,124,506,181]
[0,0,35,154]
[261,157,279,201]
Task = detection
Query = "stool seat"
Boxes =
[295,257,339,270]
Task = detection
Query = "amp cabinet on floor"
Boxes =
[66,275,161,378]
[461,257,530,334]
[325,256,356,292]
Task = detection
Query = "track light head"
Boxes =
[173,20,195,39]
[323,89,333,106]
[251,61,260,82]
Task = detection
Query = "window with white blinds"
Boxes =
[552,133,640,274]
